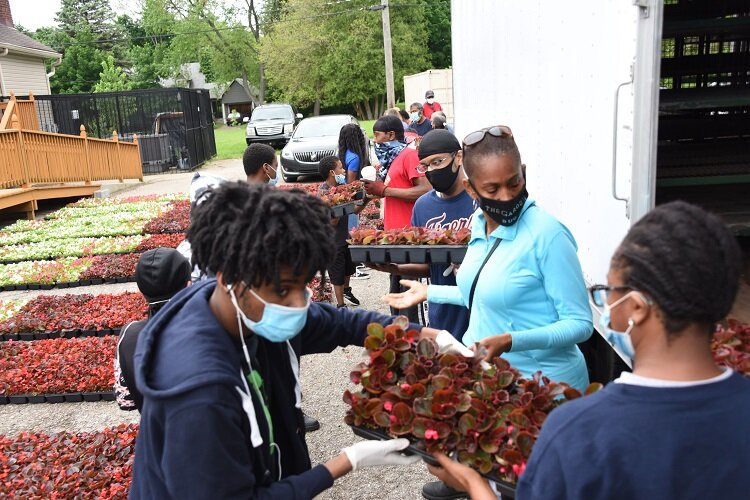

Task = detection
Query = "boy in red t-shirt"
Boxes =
[364,116,431,322]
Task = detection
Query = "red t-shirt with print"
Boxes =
[384,146,424,230]
[423,101,442,119]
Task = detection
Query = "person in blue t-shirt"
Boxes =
[423,201,750,500]
[371,130,474,340]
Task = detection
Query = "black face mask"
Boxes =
[474,185,528,227]
[424,159,460,193]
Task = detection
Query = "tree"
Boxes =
[93,55,133,92]
[421,0,451,69]
[260,0,430,118]
[55,0,118,40]
[149,0,265,103]
[49,28,107,94]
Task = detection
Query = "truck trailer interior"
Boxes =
[655,0,750,322]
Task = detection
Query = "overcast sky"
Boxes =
[9,0,141,31]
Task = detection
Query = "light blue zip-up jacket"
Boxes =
[427,199,593,391]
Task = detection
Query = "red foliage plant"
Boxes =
[349,227,471,246]
[320,181,365,206]
[344,319,602,484]
[0,292,146,334]
[309,275,333,303]
[713,320,750,376]
[135,233,185,252]
[143,201,190,234]
[0,423,137,499]
[79,253,141,280]
[0,337,116,395]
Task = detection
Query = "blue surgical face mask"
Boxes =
[265,164,279,186]
[598,293,636,360]
[410,112,420,122]
[229,285,311,343]
[334,173,346,185]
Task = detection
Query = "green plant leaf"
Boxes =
[367,323,385,340]
[458,413,476,435]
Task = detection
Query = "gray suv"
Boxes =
[245,103,303,147]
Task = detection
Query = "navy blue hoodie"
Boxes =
[130,279,419,499]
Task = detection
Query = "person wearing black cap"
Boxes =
[114,248,192,412]
[422,90,442,119]
[371,129,474,339]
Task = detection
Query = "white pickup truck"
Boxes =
[450,0,750,379]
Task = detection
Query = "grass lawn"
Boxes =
[360,120,375,139]
[213,124,247,160]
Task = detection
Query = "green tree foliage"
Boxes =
[260,0,430,118]
[49,29,107,94]
[421,0,451,69]
[55,0,120,44]
[93,55,133,92]
[148,0,264,103]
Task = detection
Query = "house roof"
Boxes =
[160,62,221,99]
[221,79,256,104]
[0,24,60,57]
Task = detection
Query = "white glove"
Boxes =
[342,439,421,471]
[436,330,475,357]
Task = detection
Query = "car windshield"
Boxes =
[293,117,350,138]
[252,106,294,121]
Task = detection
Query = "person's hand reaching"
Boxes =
[382,279,428,309]
[364,180,387,198]
[426,452,496,500]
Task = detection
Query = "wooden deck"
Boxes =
[0,184,101,219]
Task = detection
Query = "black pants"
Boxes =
[389,274,421,324]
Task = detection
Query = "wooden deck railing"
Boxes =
[0,92,40,131]
[0,117,142,189]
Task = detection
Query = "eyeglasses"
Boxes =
[416,152,456,174]
[587,285,632,307]
[462,125,514,148]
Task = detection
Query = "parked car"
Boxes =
[280,114,367,182]
[245,103,303,147]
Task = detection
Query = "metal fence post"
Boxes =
[133,134,144,182]
[81,124,92,184]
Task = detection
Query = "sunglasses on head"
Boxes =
[462,125,514,148]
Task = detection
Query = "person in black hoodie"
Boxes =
[114,248,192,411]
[131,182,438,499]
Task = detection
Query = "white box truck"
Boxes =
[451,0,750,379]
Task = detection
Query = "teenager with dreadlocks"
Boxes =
[426,201,750,500]
[131,182,442,499]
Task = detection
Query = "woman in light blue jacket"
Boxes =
[385,125,593,391]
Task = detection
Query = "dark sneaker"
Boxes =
[303,413,320,432]
[337,303,348,309]
[422,481,467,500]
[343,287,360,306]
[350,270,370,280]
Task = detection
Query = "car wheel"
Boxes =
[282,173,298,183]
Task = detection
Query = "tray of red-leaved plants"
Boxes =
[348,227,471,264]
[320,182,365,219]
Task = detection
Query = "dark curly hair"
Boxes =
[243,143,276,177]
[318,155,340,179]
[337,123,369,172]
[612,201,741,335]
[187,182,335,293]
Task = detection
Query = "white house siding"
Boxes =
[0,52,50,96]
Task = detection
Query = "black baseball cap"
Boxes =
[425,90,435,98]
[135,248,191,303]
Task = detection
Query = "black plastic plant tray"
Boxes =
[0,391,116,404]
[0,328,120,342]
[348,245,468,264]
[350,425,516,498]
[330,202,357,219]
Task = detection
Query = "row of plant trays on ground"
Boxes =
[0,337,116,402]
[0,423,136,497]
[0,253,142,291]
[348,227,471,264]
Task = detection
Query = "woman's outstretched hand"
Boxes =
[382,279,428,309]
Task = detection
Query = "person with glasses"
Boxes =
[385,125,592,500]
[428,201,750,500]
[371,130,475,340]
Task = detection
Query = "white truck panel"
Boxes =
[451,0,643,286]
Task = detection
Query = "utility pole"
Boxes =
[381,0,395,108]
